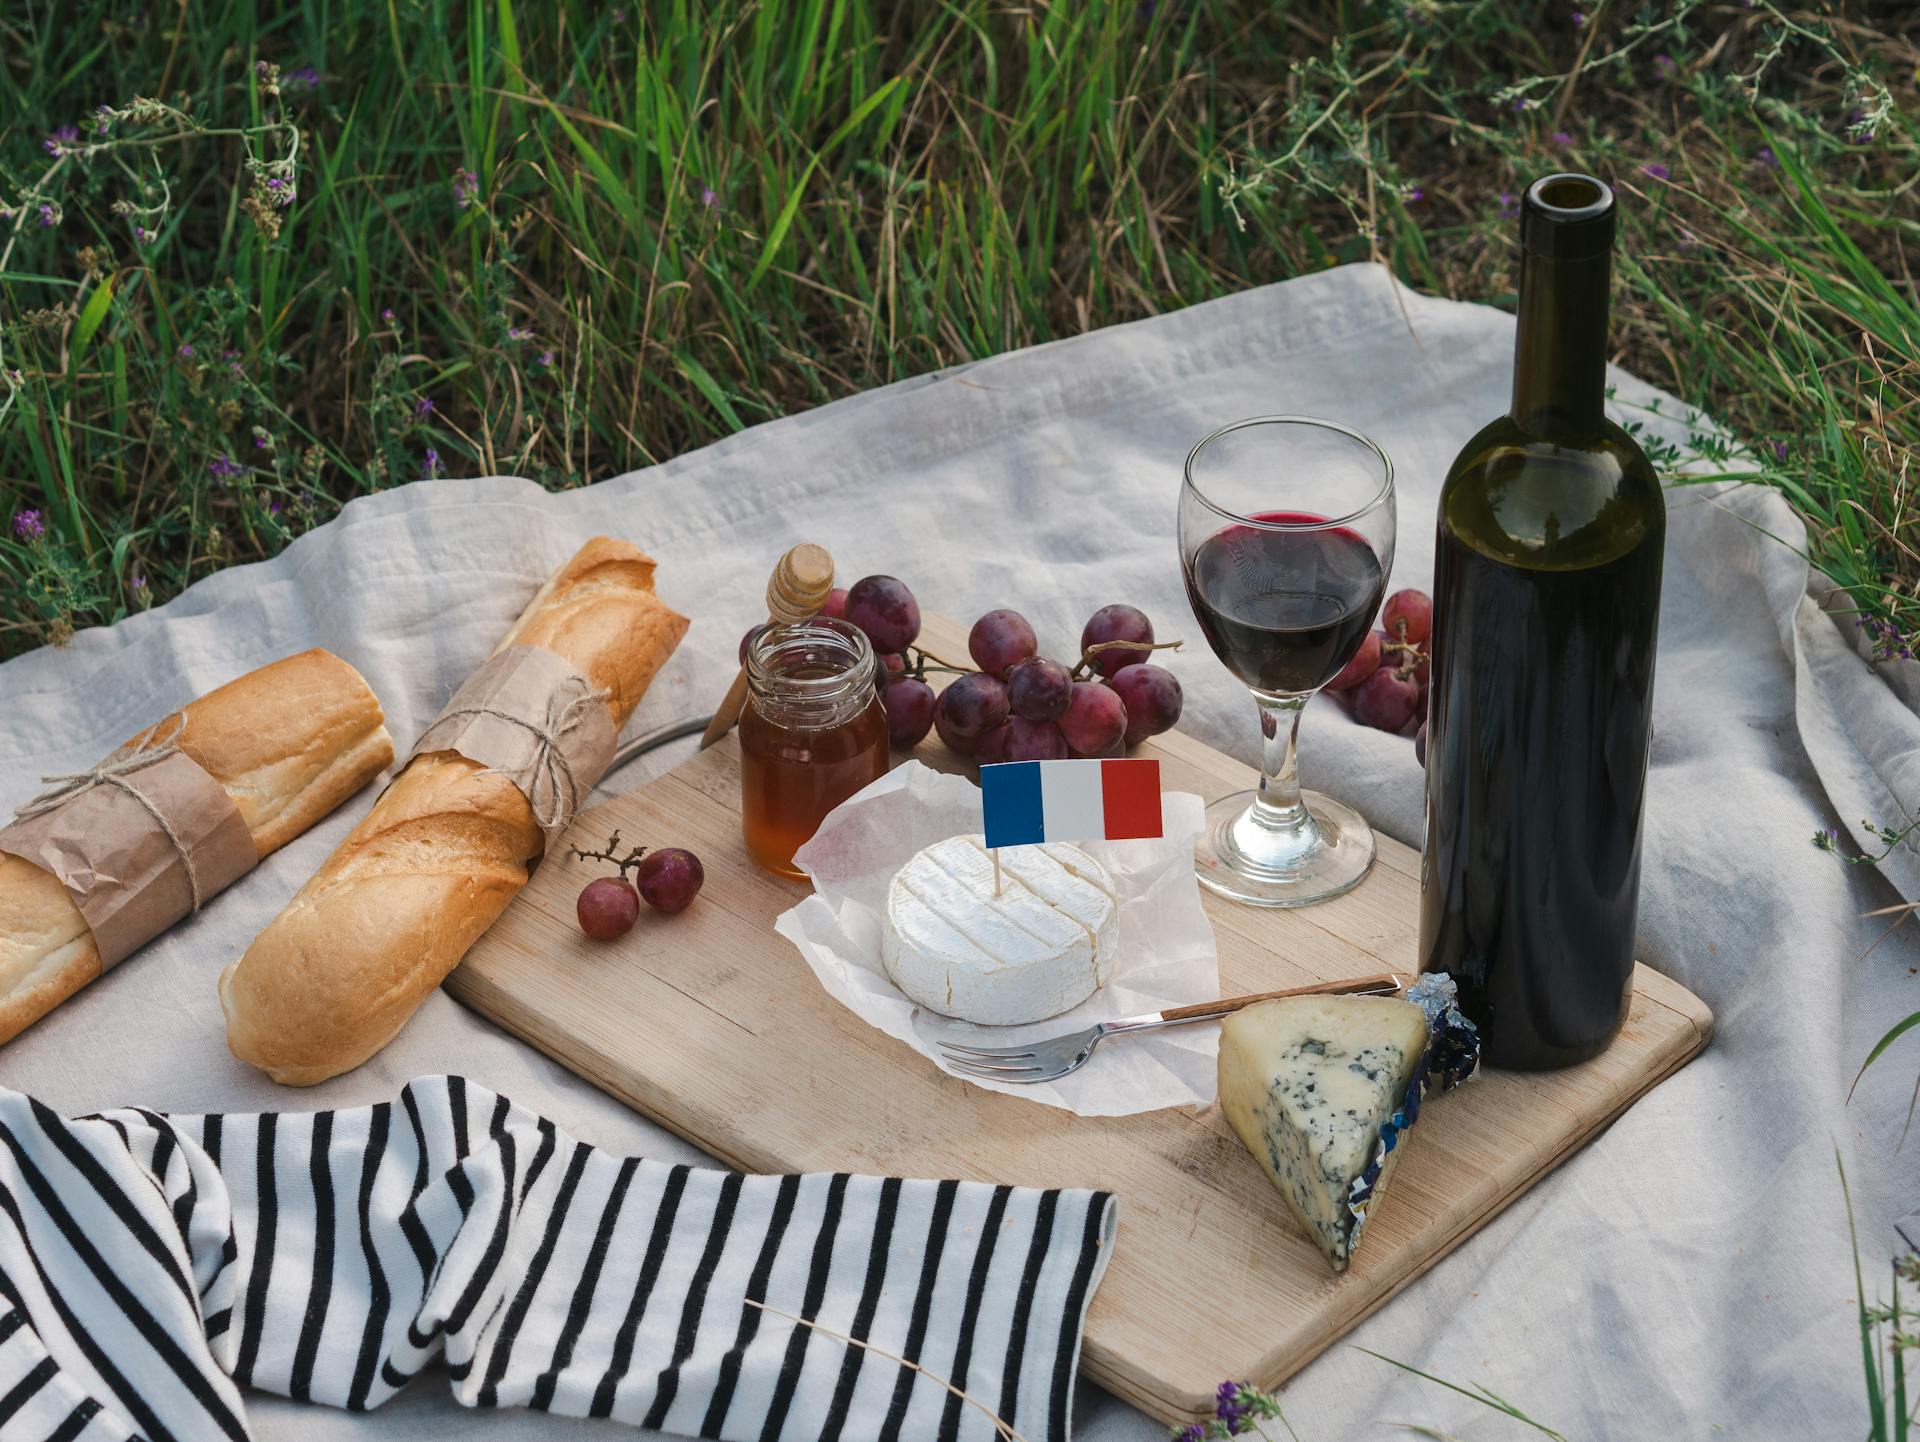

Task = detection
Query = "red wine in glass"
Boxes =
[1183,510,1387,694]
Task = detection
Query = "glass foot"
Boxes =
[1194,789,1377,908]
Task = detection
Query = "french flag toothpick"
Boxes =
[979,757,1164,850]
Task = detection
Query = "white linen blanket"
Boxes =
[1,262,1911,1438]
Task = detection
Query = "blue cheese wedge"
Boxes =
[1219,977,1482,1270]
[882,834,1117,1025]
[1218,994,1429,1271]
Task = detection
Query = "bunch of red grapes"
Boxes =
[1327,587,1434,762]
[818,575,1184,761]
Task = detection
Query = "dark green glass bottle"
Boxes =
[1418,174,1664,1070]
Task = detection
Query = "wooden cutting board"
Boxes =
[447,613,1713,1425]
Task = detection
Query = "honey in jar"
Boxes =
[740,618,890,879]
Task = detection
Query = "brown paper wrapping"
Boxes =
[0,743,257,969]
[408,644,616,846]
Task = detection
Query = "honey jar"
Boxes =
[740,618,890,879]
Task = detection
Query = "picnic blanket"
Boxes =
[1,262,1910,1438]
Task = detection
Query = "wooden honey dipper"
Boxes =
[698,542,836,749]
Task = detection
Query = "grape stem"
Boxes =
[569,831,649,878]
[901,645,975,679]
[1070,638,1184,681]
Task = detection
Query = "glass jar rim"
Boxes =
[746,615,877,699]
[1182,414,1395,531]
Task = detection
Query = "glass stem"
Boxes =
[1253,694,1314,835]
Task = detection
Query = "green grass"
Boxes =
[1,2,1914,661]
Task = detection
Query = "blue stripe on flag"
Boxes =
[980,762,1045,849]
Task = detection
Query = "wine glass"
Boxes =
[1179,416,1397,907]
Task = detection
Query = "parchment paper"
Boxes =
[773,760,1218,1115]
[0,745,256,968]
[410,644,615,845]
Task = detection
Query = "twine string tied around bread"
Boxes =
[11,715,213,911]
[438,677,609,832]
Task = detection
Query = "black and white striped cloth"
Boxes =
[0,1076,1116,1442]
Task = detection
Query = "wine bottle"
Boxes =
[1418,174,1664,1070]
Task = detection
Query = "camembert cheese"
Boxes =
[1218,994,1428,1271]
[881,834,1118,1025]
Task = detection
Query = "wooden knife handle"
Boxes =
[1157,971,1405,1024]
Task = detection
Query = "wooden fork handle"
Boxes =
[1156,971,1406,1024]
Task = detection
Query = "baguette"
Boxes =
[0,649,394,1046]
[221,537,689,1085]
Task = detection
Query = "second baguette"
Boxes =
[220,538,688,1085]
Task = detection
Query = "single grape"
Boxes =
[883,678,936,748]
[939,672,1010,740]
[577,877,639,940]
[845,575,921,653]
[635,848,704,914]
[1006,657,1072,722]
[1326,630,1383,692]
[1079,604,1155,679]
[1059,681,1128,757]
[1382,589,1433,647]
[820,587,849,621]
[738,622,768,665]
[974,721,1013,765]
[1415,720,1428,768]
[1110,664,1183,746]
[934,704,978,755]
[1352,665,1421,733]
[1006,716,1070,761]
[968,609,1038,678]
[875,651,907,692]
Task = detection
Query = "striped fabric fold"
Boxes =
[0,1077,1117,1442]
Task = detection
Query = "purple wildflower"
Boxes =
[177,343,195,358]
[94,105,113,136]
[536,349,555,367]
[1405,186,1425,203]
[1654,53,1675,74]
[1641,162,1671,181]
[287,66,321,90]
[266,176,296,207]
[451,167,480,209]
[422,447,443,479]
[12,508,45,541]
[1174,1427,1204,1442]
[133,225,151,242]
[381,307,396,323]
[43,123,80,157]
[1498,191,1520,221]
[699,184,719,209]
[1773,440,1789,461]
[1753,146,1777,168]
[415,396,435,419]
[267,498,283,516]
[37,203,57,228]
[1552,130,1574,147]
[208,456,246,482]
[254,434,270,449]
[507,325,533,342]
[130,572,147,593]
[1570,8,1586,26]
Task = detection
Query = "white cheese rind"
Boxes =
[1217,994,1428,1271]
[882,835,1118,1025]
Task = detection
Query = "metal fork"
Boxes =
[934,971,1407,1084]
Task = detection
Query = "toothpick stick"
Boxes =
[993,847,1002,897]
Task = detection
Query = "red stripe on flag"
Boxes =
[1100,758,1163,840]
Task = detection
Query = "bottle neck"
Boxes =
[1509,246,1611,440]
